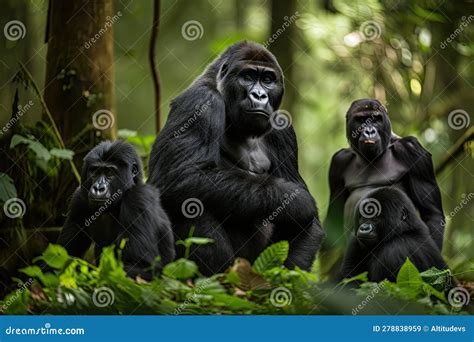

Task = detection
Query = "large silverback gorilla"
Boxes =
[148,41,324,275]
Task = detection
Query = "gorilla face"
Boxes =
[355,188,411,248]
[82,141,142,208]
[346,99,391,161]
[217,43,284,136]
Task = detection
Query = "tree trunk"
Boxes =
[44,0,116,147]
[269,0,297,116]
[43,0,117,219]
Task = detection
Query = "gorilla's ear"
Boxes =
[131,163,139,183]
[218,60,229,80]
[401,207,408,222]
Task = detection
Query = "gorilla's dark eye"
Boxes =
[262,73,275,84]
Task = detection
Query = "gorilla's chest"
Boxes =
[222,137,271,174]
[88,212,120,247]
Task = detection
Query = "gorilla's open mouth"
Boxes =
[363,139,377,144]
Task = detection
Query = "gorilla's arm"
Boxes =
[149,86,315,227]
[370,235,448,282]
[394,137,445,249]
[324,149,352,233]
[341,236,369,279]
[119,184,175,277]
[57,189,92,257]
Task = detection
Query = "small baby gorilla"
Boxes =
[58,140,175,279]
[342,187,448,282]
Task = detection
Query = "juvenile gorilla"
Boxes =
[342,187,448,282]
[59,141,175,278]
[325,99,445,250]
[148,41,324,275]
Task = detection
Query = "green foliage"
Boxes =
[0,172,17,203]
[2,243,469,315]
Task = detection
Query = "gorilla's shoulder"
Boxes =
[392,136,432,157]
[331,148,355,164]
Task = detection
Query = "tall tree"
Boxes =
[43,0,117,213]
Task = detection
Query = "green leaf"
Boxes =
[184,237,215,245]
[10,134,51,161]
[212,293,257,309]
[0,172,17,203]
[253,241,289,273]
[396,258,423,297]
[163,258,199,279]
[33,244,70,269]
[50,148,75,160]
[339,271,369,286]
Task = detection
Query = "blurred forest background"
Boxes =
[0,0,472,292]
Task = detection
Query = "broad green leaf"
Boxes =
[396,259,423,298]
[253,241,289,273]
[339,271,369,286]
[33,244,69,269]
[0,172,17,203]
[212,293,257,309]
[50,148,75,160]
[163,258,198,279]
[184,237,214,245]
[10,134,51,161]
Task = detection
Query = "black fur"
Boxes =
[325,99,445,252]
[58,141,175,279]
[342,187,448,282]
[148,41,324,275]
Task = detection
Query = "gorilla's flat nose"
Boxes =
[250,89,268,106]
[91,183,107,196]
[363,126,377,139]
